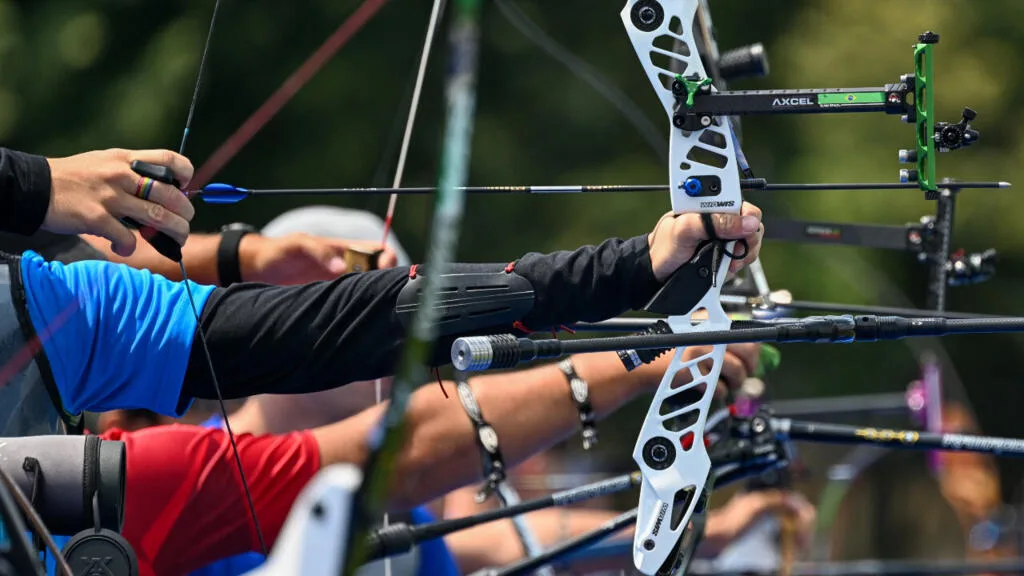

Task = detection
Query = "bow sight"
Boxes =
[665,29,976,199]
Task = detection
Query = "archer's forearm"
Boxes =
[82,232,222,284]
[445,508,631,575]
[314,352,652,512]
[180,235,662,402]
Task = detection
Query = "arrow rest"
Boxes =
[707,407,792,487]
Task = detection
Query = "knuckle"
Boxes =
[679,213,703,234]
[147,203,166,223]
[98,187,122,206]
[157,149,175,166]
[84,209,108,228]
[102,164,128,184]
[178,198,195,220]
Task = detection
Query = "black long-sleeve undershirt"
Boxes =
[0,148,51,236]
[181,235,661,400]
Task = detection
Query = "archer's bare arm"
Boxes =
[83,231,398,285]
[312,351,656,512]
[444,507,628,574]
[84,232,221,283]
[443,489,816,574]
[311,343,759,513]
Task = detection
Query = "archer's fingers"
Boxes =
[376,248,399,269]
[297,235,341,264]
[727,343,762,377]
[146,181,195,221]
[709,202,762,240]
[681,344,714,363]
[92,215,139,257]
[674,210,761,246]
[717,351,749,393]
[129,149,196,189]
[729,224,764,273]
[117,195,190,246]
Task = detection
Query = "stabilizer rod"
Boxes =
[452,314,1024,371]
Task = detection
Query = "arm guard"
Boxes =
[396,264,535,336]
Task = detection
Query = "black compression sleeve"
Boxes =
[0,148,51,236]
[181,234,662,400]
[516,235,659,327]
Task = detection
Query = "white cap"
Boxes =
[261,205,411,267]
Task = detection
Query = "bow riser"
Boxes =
[630,265,733,575]
[622,1,743,573]
[620,0,743,213]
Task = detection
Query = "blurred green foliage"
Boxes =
[3,0,1024,499]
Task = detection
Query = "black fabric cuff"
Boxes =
[0,149,51,236]
[516,234,660,329]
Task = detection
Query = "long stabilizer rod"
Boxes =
[452,314,1024,371]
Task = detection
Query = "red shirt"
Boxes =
[100,424,321,576]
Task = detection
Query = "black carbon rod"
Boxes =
[779,418,1024,457]
[364,472,640,561]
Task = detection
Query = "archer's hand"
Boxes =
[703,490,816,554]
[239,232,399,285]
[647,201,764,280]
[44,149,195,257]
[640,343,761,396]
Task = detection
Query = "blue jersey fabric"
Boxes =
[191,415,461,576]
[44,537,68,575]
[20,250,213,416]
[407,506,461,576]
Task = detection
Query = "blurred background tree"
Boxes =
[3,0,1024,555]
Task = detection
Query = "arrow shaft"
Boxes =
[197,181,1010,200]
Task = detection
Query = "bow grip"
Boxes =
[122,160,185,262]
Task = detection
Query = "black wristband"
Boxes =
[217,226,254,287]
[558,358,598,450]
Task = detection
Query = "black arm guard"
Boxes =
[396,264,535,336]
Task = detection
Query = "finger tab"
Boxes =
[131,160,181,188]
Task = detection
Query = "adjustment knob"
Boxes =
[683,177,703,197]
[918,31,940,44]
[899,169,919,183]
[898,149,917,164]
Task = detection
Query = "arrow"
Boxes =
[196,179,1011,204]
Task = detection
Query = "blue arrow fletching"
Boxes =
[201,183,250,204]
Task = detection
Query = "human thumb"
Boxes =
[98,217,139,257]
[710,212,760,239]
